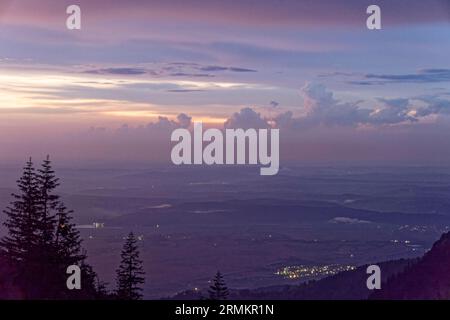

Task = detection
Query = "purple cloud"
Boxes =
[224,108,269,129]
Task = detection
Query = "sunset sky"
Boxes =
[0,0,449,164]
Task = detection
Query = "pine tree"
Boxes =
[36,155,59,247]
[37,158,98,299]
[54,204,85,266]
[34,156,60,297]
[116,232,145,300]
[208,271,229,300]
[0,157,102,299]
[0,158,42,296]
[52,203,87,297]
[0,159,40,263]
[79,260,100,299]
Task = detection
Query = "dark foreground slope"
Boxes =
[371,232,450,300]
[0,256,24,299]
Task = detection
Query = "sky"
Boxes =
[0,0,449,165]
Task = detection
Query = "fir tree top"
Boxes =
[116,232,145,300]
[208,271,229,300]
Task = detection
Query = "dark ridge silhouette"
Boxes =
[371,231,450,300]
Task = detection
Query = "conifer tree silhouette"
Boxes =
[0,157,100,299]
[52,203,87,297]
[208,271,229,300]
[36,155,59,246]
[34,156,60,295]
[116,232,145,300]
[0,158,42,296]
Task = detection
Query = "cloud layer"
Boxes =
[224,83,450,129]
